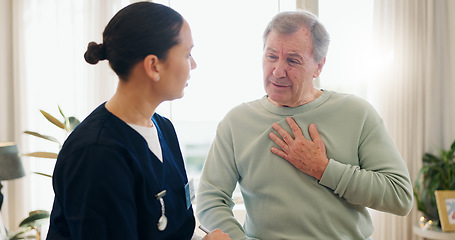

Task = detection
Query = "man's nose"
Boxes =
[272,61,287,78]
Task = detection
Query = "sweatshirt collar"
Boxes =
[260,90,332,116]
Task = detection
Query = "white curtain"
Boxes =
[0,0,22,232]
[370,1,455,240]
[1,0,133,232]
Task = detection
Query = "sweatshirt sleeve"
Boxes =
[319,120,413,216]
[196,120,253,240]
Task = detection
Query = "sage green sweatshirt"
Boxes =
[196,90,413,240]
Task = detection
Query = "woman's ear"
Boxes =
[143,54,160,82]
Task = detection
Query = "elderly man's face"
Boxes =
[262,27,324,107]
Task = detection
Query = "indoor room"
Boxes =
[1,0,454,239]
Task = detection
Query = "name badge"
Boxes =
[184,179,195,209]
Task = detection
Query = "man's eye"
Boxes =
[267,55,278,61]
[288,59,301,65]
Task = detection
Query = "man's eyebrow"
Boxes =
[265,47,277,53]
[265,48,303,57]
[287,53,304,61]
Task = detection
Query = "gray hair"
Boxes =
[263,10,330,63]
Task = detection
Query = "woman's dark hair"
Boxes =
[84,2,184,79]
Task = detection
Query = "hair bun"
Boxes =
[84,42,107,64]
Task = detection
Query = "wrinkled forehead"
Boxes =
[263,28,314,57]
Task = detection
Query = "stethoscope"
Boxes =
[155,190,167,231]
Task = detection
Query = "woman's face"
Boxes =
[158,20,196,101]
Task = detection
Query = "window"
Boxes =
[23,0,376,218]
[153,0,297,180]
[22,0,296,214]
[154,0,375,187]
[318,0,374,98]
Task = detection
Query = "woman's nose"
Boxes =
[190,56,197,69]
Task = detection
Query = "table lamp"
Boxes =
[0,142,25,210]
[0,142,25,239]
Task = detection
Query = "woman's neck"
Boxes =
[106,81,159,128]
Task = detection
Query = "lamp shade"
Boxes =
[0,142,25,181]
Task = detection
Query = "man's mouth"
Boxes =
[271,82,290,88]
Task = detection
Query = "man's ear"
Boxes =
[313,57,326,78]
[143,54,160,82]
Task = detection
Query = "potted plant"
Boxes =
[10,106,80,239]
[9,210,50,240]
[23,106,80,174]
[414,139,455,225]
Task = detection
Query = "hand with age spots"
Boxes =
[268,117,329,180]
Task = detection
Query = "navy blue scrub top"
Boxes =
[47,103,195,240]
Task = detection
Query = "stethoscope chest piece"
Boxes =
[156,190,167,231]
[157,213,168,231]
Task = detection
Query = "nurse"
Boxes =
[46,2,230,240]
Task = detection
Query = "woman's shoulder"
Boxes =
[60,103,143,158]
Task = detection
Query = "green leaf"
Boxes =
[23,152,58,159]
[58,105,66,119]
[447,149,455,162]
[449,176,455,189]
[66,116,80,132]
[428,176,440,206]
[9,226,33,240]
[33,172,52,178]
[59,106,71,132]
[440,150,451,164]
[420,165,430,176]
[414,139,455,221]
[414,178,421,193]
[19,210,50,228]
[423,153,439,163]
[40,110,65,129]
[413,189,424,210]
[23,130,61,146]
